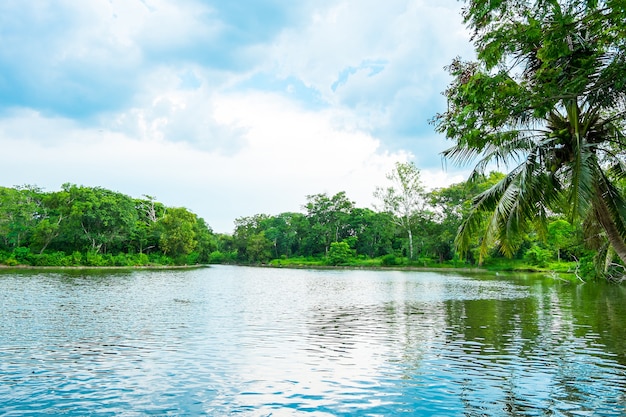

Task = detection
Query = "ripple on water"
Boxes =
[0,267,625,416]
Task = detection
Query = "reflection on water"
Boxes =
[0,266,625,416]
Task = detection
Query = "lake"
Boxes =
[0,265,625,416]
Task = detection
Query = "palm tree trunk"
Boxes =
[593,193,626,266]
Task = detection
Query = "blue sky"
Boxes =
[0,0,474,233]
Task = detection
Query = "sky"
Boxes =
[0,0,475,233]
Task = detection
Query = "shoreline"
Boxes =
[0,262,572,279]
[257,263,488,273]
[0,264,210,271]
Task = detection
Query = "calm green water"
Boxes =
[0,265,625,416]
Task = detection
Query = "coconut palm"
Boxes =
[434,0,626,267]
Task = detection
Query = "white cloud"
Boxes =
[227,1,475,178]
[0,0,475,233]
[0,90,465,233]
[268,0,470,97]
[104,69,248,154]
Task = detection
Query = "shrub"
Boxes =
[380,254,398,266]
[4,257,18,266]
[327,241,354,265]
[186,252,200,265]
[209,251,225,264]
[13,247,32,264]
[71,251,83,266]
[113,253,132,266]
[84,252,104,266]
[50,251,71,266]
[134,253,150,266]
[524,245,553,268]
[149,253,174,265]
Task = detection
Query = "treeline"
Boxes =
[0,184,216,266]
[227,168,593,274]
[0,166,599,273]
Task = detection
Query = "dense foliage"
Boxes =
[226,165,598,276]
[434,0,626,278]
[0,184,216,266]
[0,172,599,275]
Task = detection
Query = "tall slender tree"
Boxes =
[374,162,425,260]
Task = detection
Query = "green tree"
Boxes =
[245,232,272,263]
[427,173,505,264]
[158,207,198,258]
[261,212,304,258]
[547,219,575,262]
[193,217,216,263]
[434,1,626,267]
[348,208,395,258]
[233,214,272,262]
[374,162,425,260]
[304,192,355,256]
[0,185,43,249]
[32,186,73,254]
[131,195,166,254]
[215,233,235,256]
[60,185,138,254]
[327,241,354,265]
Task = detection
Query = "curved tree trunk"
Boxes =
[593,193,626,266]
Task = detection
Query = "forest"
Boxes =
[0,183,215,267]
[0,162,612,279]
[2,2,626,282]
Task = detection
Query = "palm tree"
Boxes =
[444,99,626,266]
[435,1,626,268]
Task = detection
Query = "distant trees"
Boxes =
[233,214,273,263]
[61,184,137,254]
[374,162,425,260]
[0,171,606,275]
[224,174,518,266]
[131,195,166,255]
[0,184,216,266]
[158,207,198,258]
[223,169,599,272]
[0,185,42,249]
[229,191,400,265]
[304,192,354,256]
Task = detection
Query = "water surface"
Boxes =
[1,266,625,416]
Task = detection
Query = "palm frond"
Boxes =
[606,159,626,182]
[457,153,553,260]
[455,167,518,259]
[563,138,597,220]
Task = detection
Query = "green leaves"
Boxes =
[158,207,198,258]
[439,0,626,266]
[0,184,217,265]
[327,241,354,266]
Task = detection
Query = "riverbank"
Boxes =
[0,260,582,282]
[262,256,577,273]
[230,259,584,282]
[0,264,209,271]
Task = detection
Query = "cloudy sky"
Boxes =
[0,0,474,233]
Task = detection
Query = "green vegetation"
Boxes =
[374,162,424,260]
[226,166,606,279]
[433,0,626,281]
[0,172,614,279]
[0,184,217,267]
[2,2,625,282]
